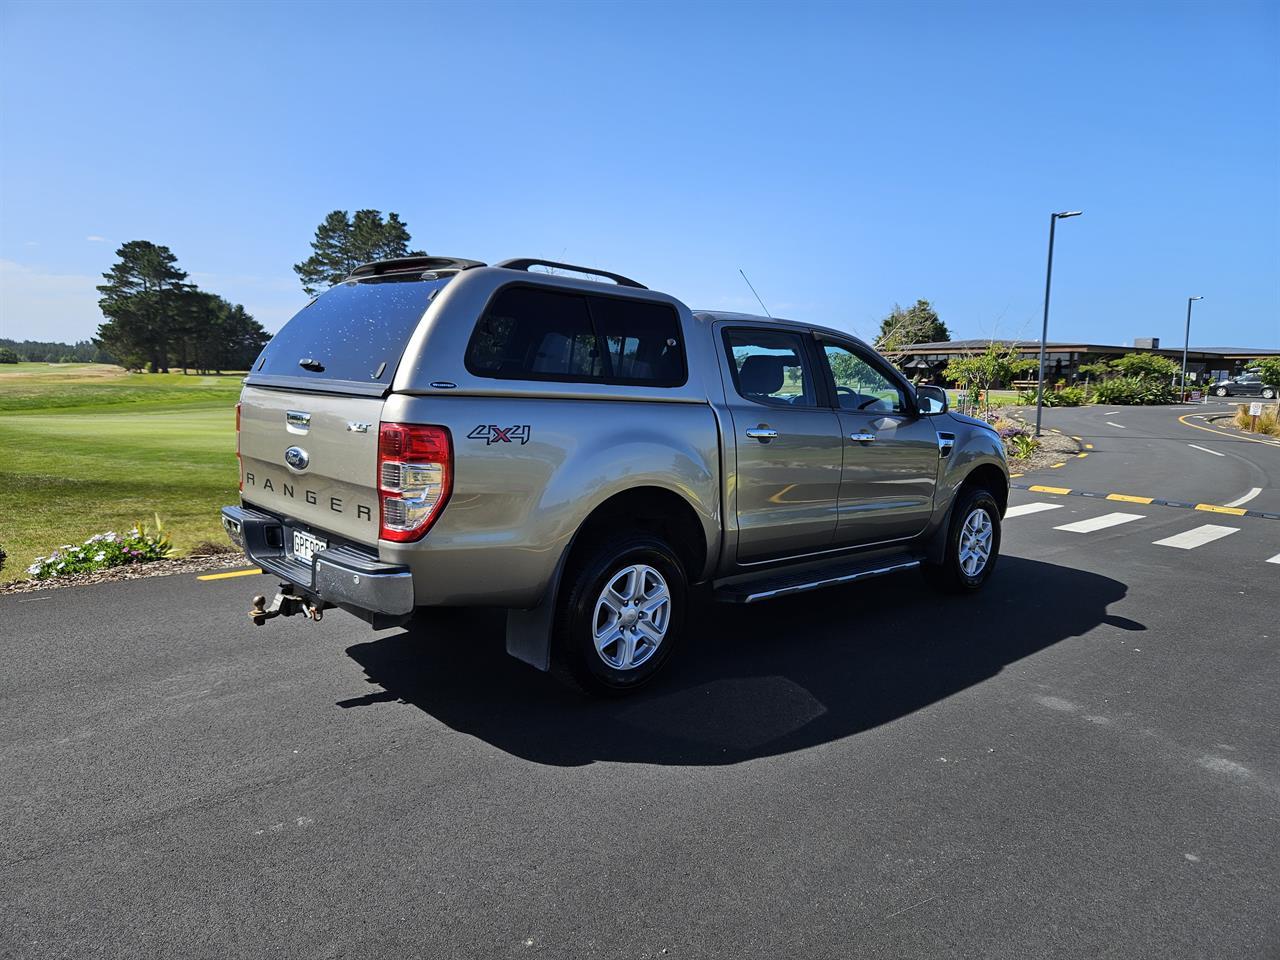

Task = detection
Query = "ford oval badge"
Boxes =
[284,446,310,472]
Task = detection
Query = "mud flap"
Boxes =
[925,491,958,565]
[504,543,572,672]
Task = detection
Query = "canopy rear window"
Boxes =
[465,285,686,387]
[250,276,449,391]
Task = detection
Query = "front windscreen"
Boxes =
[252,276,449,386]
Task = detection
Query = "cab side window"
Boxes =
[821,342,907,414]
[723,329,815,407]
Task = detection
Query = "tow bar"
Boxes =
[249,583,328,626]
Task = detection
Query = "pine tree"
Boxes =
[95,241,194,372]
[293,209,425,295]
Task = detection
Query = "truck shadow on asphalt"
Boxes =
[342,556,1137,766]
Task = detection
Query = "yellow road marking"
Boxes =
[1029,485,1071,495]
[1009,473,1024,478]
[1107,493,1153,504]
[1177,412,1280,447]
[1050,462,1065,468]
[1085,443,1094,449]
[1077,452,1088,458]
[1071,435,1082,440]
[197,568,262,581]
[1195,504,1247,516]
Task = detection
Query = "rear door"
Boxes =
[817,338,939,546]
[718,326,843,563]
[237,275,449,546]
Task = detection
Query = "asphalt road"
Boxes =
[3,404,1278,959]
[1031,400,1280,513]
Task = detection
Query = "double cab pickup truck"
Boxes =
[222,256,1008,694]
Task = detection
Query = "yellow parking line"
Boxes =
[1195,504,1247,516]
[1009,473,1024,478]
[1085,443,1094,449]
[1076,452,1089,458]
[1050,462,1065,468]
[1071,435,1082,441]
[1107,493,1153,504]
[1029,485,1071,495]
[197,568,262,581]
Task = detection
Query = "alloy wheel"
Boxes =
[958,507,994,578]
[592,564,672,670]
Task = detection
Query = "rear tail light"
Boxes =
[378,423,452,542]
[235,402,243,492]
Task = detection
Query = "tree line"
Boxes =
[95,241,269,374]
[0,338,113,364]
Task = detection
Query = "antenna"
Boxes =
[739,269,772,318]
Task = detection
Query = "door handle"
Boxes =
[745,427,778,442]
[849,432,876,442]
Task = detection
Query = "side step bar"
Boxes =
[714,558,922,604]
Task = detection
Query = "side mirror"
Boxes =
[916,384,948,415]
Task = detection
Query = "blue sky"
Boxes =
[1,0,1277,348]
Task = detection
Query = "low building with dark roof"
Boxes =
[895,338,1280,387]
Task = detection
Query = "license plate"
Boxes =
[292,530,328,563]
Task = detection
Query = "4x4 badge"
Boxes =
[468,424,531,445]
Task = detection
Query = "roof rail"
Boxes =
[494,258,646,289]
[348,256,486,279]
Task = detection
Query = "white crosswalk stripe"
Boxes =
[1005,502,1064,518]
[1007,497,1277,561]
[1054,512,1144,534]
[1153,525,1239,550]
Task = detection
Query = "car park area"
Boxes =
[2,402,1277,959]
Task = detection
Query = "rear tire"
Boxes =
[1214,386,1229,397]
[924,487,1001,593]
[1263,388,1276,400]
[551,534,687,696]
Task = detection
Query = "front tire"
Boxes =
[1263,388,1276,400]
[925,487,1001,593]
[552,534,687,696]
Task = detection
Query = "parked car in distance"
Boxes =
[221,256,1009,694]
[1209,373,1276,399]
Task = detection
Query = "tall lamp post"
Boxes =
[1035,210,1083,437]
[1181,296,1203,400]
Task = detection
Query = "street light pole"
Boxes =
[1181,296,1203,401]
[1035,210,1083,436]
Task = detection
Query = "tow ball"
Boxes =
[249,583,328,626]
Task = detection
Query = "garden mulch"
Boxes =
[0,551,250,596]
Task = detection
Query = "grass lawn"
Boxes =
[0,364,243,580]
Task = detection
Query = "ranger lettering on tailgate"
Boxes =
[242,471,375,523]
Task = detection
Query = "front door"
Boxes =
[719,326,843,563]
[818,339,940,546]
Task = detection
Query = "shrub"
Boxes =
[1235,403,1280,437]
[1007,433,1040,459]
[1110,352,1180,381]
[1090,376,1177,405]
[0,347,20,364]
[0,543,7,573]
[26,522,171,580]
[1253,357,1280,388]
[1016,386,1085,407]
